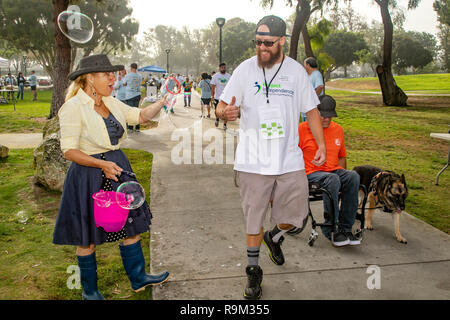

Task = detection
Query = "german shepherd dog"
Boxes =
[353,165,409,244]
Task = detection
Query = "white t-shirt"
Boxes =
[220,55,320,175]
[211,72,231,100]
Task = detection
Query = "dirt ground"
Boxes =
[327,79,380,90]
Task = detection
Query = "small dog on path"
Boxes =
[353,165,409,244]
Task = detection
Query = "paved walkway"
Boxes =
[3,91,450,299]
[0,133,43,149]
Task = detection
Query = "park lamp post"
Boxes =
[165,48,171,74]
[22,55,27,76]
[216,17,226,64]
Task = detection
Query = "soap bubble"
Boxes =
[116,181,145,210]
[161,77,180,108]
[57,6,94,44]
[16,211,28,224]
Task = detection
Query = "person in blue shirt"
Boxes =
[5,72,14,100]
[302,57,324,121]
[28,70,38,101]
[123,63,142,132]
[113,69,127,102]
[198,72,212,118]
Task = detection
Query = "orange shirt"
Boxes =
[298,121,347,175]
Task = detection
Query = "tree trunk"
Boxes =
[344,66,347,78]
[376,0,407,106]
[302,25,313,58]
[289,0,311,61]
[49,0,71,118]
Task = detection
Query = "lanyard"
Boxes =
[262,54,285,105]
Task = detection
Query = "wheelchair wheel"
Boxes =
[354,228,363,240]
[307,229,319,246]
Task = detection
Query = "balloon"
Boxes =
[57,10,94,44]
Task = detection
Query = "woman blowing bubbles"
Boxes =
[53,54,169,300]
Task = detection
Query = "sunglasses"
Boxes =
[253,38,281,47]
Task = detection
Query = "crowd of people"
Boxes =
[54,14,365,301]
[0,70,39,102]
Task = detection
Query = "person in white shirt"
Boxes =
[215,15,326,300]
[211,63,231,130]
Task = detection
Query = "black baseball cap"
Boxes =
[256,15,287,37]
[317,95,337,118]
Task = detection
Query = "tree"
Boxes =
[51,0,72,118]
[434,1,450,71]
[0,0,57,79]
[0,0,138,117]
[222,18,257,69]
[437,24,450,71]
[74,0,139,58]
[144,25,185,74]
[257,0,344,61]
[374,0,420,107]
[328,1,368,32]
[434,0,450,26]
[323,30,367,77]
[392,33,433,74]
[304,18,334,81]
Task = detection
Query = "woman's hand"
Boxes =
[101,160,123,182]
[162,93,169,106]
[140,96,168,122]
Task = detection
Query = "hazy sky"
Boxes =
[128,0,439,38]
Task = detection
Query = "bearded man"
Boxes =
[215,15,326,300]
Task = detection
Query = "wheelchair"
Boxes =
[286,181,368,247]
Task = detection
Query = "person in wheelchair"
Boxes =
[298,95,361,247]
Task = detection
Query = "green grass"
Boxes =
[0,148,154,300]
[0,89,52,133]
[328,73,450,93]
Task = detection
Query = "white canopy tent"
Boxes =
[0,57,9,68]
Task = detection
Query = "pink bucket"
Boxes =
[92,190,132,232]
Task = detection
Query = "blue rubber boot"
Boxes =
[77,252,105,300]
[119,240,169,292]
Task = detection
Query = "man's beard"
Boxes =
[257,44,282,68]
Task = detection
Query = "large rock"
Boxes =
[33,116,71,192]
[0,144,8,158]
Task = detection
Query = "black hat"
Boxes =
[68,54,124,81]
[256,15,286,37]
[317,95,337,118]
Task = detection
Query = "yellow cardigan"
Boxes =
[59,88,141,155]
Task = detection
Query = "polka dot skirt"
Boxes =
[100,153,128,243]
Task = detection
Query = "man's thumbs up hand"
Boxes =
[223,96,239,121]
